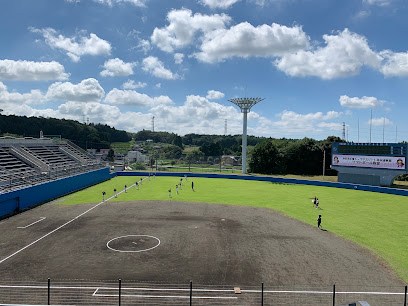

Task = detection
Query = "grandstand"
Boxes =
[0,136,105,194]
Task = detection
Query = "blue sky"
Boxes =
[1,0,408,142]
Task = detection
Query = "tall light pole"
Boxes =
[228,97,264,173]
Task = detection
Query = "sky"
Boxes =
[1,0,408,142]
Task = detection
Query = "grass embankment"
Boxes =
[59,176,408,283]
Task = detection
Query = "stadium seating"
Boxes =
[0,137,105,194]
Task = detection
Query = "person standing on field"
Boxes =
[317,215,322,229]
[114,188,117,198]
[176,184,179,194]
[168,188,171,198]
[191,181,194,191]
[102,191,106,201]
[124,184,127,193]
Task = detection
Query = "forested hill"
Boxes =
[0,114,131,149]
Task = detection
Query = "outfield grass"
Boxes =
[59,176,408,283]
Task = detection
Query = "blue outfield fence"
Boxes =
[0,167,112,218]
[118,171,408,197]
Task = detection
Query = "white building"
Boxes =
[127,151,149,163]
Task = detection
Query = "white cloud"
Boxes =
[379,50,408,77]
[369,117,393,126]
[122,80,147,89]
[58,101,122,123]
[104,88,173,107]
[317,122,344,131]
[30,27,111,62]
[275,29,382,79]
[142,56,178,79]
[151,8,231,53]
[155,83,161,88]
[363,0,392,6]
[150,95,241,130]
[0,81,45,105]
[200,0,240,9]
[46,78,105,102]
[119,0,147,6]
[91,0,147,6]
[138,39,152,54]
[354,10,371,19]
[174,53,184,64]
[100,58,137,77]
[0,59,69,81]
[196,22,309,63]
[339,95,386,108]
[206,90,225,100]
[272,110,342,133]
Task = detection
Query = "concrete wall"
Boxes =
[332,165,405,186]
[118,171,408,197]
[0,167,111,218]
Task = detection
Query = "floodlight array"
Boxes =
[228,97,265,112]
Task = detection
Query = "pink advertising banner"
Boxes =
[332,154,406,170]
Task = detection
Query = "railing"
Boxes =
[9,146,49,172]
[0,279,406,305]
[63,139,97,160]
[59,145,88,165]
[0,163,105,194]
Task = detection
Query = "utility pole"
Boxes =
[152,116,155,132]
[358,119,359,143]
[369,109,372,143]
[323,149,326,177]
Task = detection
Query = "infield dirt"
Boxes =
[0,200,403,288]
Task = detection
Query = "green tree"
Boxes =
[283,138,321,175]
[249,140,282,174]
[107,149,115,161]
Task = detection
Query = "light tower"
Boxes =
[228,97,264,173]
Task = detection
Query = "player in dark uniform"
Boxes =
[317,215,322,229]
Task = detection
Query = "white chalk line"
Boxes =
[0,284,405,296]
[94,293,238,299]
[17,217,46,229]
[0,176,149,264]
[92,287,236,299]
[106,235,160,253]
[241,289,405,295]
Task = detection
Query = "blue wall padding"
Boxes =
[0,168,111,218]
[0,197,19,217]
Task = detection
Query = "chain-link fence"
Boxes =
[128,155,243,174]
[0,280,406,305]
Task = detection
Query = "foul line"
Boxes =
[0,176,152,264]
[17,217,46,229]
[0,195,116,264]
